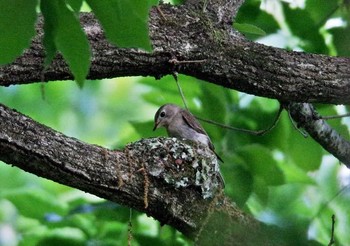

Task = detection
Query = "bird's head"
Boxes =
[153,104,180,131]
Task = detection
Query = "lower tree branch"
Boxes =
[0,103,273,244]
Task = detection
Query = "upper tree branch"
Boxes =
[0,1,349,104]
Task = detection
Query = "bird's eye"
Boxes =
[160,111,166,117]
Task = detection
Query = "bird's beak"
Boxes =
[153,121,159,131]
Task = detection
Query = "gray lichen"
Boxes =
[126,137,223,199]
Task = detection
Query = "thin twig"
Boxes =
[174,76,283,135]
[198,105,283,136]
[198,107,282,135]
[40,83,46,101]
[287,109,309,138]
[141,164,149,209]
[128,208,133,246]
[328,214,336,246]
[320,113,350,120]
[156,6,167,20]
[173,73,189,110]
[169,58,207,65]
[311,185,349,221]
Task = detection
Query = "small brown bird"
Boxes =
[153,104,224,162]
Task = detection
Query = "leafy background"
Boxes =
[0,0,350,245]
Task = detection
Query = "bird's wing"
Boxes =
[181,109,224,162]
[181,109,214,147]
[181,109,207,135]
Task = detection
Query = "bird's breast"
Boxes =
[167,124,210,147]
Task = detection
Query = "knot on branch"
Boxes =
[125,137,223,199]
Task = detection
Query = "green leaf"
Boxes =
[0,164,27,189]
[140,75,202,108]
[0,0,38,64]
[236,144,284,186]
[133,234,167,246]
[197,83,226,141]
[86,0,153,51]
[306,0,339,25]
[130,120,164,138]
[171,0,184,4]
[225,163,253,207]
[287,129,323,171]
[55,0,91,86]
[233,23,266,36]
[199,84,226,123]
[280,161,314,184]
[40,0,58,68]
[66,214,97,237]
[329,26,350,57]
[94,204,131,223]
[66,0,83,13]
[253,111,291,152]
[41,0,91,86]
[235,0,278,40]
[36,228,86,246]
[283,2,327,53]
[3,188,67,219]
[268,184,314,219]
[253,176,269,204]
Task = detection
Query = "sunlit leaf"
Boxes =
[3,189,67,219]
[283,2,328,53]
[279,161,315,184]
[66,0,83,13]
[234,23,266,36]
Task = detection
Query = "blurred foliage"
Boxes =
[1,0,350,245]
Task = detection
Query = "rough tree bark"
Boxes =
[0,103,280,245]
[0,0,349,244]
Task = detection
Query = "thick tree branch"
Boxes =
[1,103,308,245]
[0,1,349,104]
[1,103,280,245]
